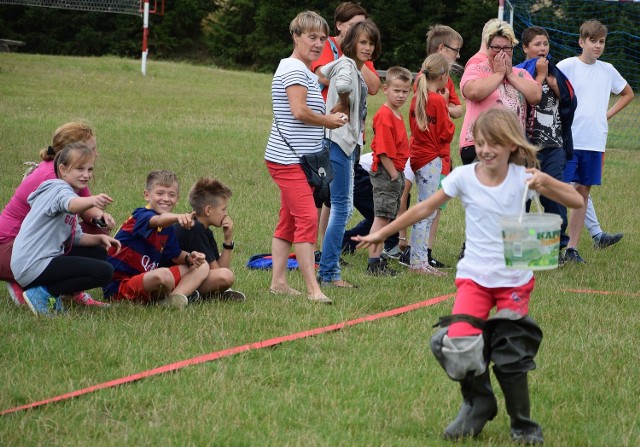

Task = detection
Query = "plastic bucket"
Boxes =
[501,213,562,270]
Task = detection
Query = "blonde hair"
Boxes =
[40,121,95,162]
[384,66,412,86]
[413,54,449,132]
[426,24,463,55]
[289,11,329,38]
[483,20,518,46]
[53,141,96,178]
[473,107,539,168]
[145,170,180,193]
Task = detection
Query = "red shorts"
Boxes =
[448,277,536,337]
[113,266,182,303]
[0,240,15,281]
[266,161,318,244]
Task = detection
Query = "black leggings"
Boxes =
[25,246,113,297]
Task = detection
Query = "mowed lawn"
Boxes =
[0,54,639,446]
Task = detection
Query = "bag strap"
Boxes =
[273,115,300,157]
[273,115,331,156]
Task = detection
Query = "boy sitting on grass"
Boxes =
[173,177,245,301]
[103,170,209,307]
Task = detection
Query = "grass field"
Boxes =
[0,54,639,446]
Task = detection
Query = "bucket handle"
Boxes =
[518,184,543,223]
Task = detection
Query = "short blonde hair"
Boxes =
[145,170,180,193]
[484,20,518,46]
[289,11,329,38]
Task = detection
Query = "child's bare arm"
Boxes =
[355,189,450,250]
[526,168,583,209]
[216,216,234,269]
[149,211,195,229]
[78,233,121,252]
[607,84,634,120]
[68,193,113,214]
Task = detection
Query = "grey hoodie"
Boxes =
[321,56,367,155]
[11,179,83,287]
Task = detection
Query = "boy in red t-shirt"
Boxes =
[367,67,413,276]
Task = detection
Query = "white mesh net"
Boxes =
[0,0,141,15]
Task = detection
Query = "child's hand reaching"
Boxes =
[525,168,548,191]
[352,232,384,252]
[98,235,121,254]
[90,193,114,210]
[176,212,196,229]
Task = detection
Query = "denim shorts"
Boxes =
[370,164,404,219]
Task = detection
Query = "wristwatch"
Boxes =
[222,241,235,250]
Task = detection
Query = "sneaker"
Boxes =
[398,247,411,267]
[593,232,623,250]
[367,258,398,277]
[409,261,446,277]
[71,292,111,308]
[211,288,246,301]
[381,245,402,260]
[186,290,201,304]
[428,254,447,269]
[5,280,25,306]
[156,293,188,308]
[563,248,586,264]
[22,286,65,317]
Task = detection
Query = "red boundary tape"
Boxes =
[1,293,454,416]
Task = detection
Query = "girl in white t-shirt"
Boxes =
[355,106,582,445]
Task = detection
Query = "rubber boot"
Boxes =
[495,372,544,445]
[443,369,498,439]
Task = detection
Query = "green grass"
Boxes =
[1,54,639,446]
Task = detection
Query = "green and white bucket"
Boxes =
[500,191,562,271]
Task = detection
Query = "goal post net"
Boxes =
[504,0,640,150]
[0,0,165,74]
[0,0,140,15]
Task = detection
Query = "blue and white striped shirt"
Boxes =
[265,57,326,165]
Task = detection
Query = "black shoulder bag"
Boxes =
[274,117,334,203]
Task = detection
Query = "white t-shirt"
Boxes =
[359,152,415,184]
[442,163,535,288]
[265,58,326,164]
[556,57,627,152]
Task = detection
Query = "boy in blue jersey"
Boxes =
[103,170,209,307]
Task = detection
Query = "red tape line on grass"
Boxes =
[562,288,640,297]
[0,293,454,416]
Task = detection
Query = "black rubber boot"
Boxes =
[443,369,498,439]
[495,372,544,445]
[485,311,544,445]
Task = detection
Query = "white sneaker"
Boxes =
[157,294,188,308]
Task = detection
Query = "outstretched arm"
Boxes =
[526,168,582,209]
[355,189,451,251]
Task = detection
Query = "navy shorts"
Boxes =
[563,150,603,186]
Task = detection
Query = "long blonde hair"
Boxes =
[473,107,539,168]
[414,53,449,131]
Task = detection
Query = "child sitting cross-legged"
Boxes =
[103,170,209,307]
[172,177,245,302]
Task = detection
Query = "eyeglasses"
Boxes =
[443,44,462,54]
[489,45,514,53]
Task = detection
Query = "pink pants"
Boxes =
[448,277,536,337]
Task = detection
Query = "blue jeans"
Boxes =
[319,142,355,281]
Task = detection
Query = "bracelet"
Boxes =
[222,241,235,250]
[184,253,193,267]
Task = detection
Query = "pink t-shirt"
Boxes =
[459,60,536,150]
[0,161,90,243]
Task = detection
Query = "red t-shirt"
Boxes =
[409,91,455,174]
[371,105,410,172]
[312,36,378,102]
